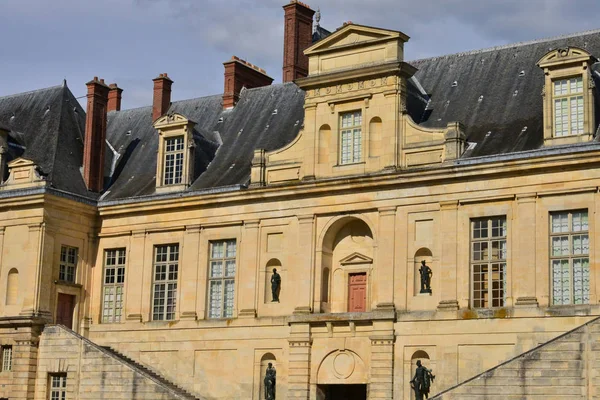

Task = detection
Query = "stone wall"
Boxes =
[34,325,201,400]
[432,316,600,400]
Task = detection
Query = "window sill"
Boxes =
[544,133,593,147]
[333,161,366,168]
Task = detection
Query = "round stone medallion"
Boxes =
[333,352,355,379]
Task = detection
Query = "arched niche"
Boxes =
[318,216,375,313]
[318,124,332,164]
[410,351,431,400]
[259,353,277,400]
[317,350,367,385]
[414,248,433,296]
[6,268,19,306]
[265,259,282,303]
[369,117,382,157]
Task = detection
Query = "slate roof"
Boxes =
[2,29,600,202]
[409,29,600,157]
[0,82,91,196]
[102,82,305,200]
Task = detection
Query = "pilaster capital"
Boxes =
[378,206,397,217]
[0,226,5,235]
[297,215,315,225]
[369,335,395,346]
[516,193,537,203]
[131,229,146,238]
[439,200,459,211]
[27,222,44,233]
[244,220,260,230]
[185,224,202,234]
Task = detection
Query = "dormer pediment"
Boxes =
[305,24,409,55]
[153,113,196,130]
[1,157,45,190]
[537,47,596,69]
[340,252,373,265]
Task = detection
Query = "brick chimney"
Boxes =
[282,1,315,82]
[107,83,123,112]
[152,73,173,121]
[223,56,274,109]
[83,77,109,192]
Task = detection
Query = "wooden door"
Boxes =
[56,293,75,329]
[348,273,367,312]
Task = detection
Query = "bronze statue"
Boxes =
[271,268,281,302]
[410,360,435,400]
[264,362,276,400]
[419,260,433,294]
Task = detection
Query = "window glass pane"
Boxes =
[210,261,223,278]
[552,259,571,305]
[551,236,569,256]
[551,213,569,233]
[211,242,224,259]
[224,279,235,318]
[209,281,223,318]
[573,258,590,305]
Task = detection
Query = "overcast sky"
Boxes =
[2,0,599,109]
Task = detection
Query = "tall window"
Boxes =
[48,374,67,400]
[340,111,362,165]
[1,346,12,372]
[471,217,507,308]
[59,246,78,283]
[163,136,184,185]
[551,210,589,305]
[152,244,179,321]
[102,249,126,323]
[208,240,236,318]
[554,77,584,137]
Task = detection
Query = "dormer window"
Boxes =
[164,136,185,185]
[153,113,196,193]
[340,111,362,165]
[553,77,584,137]
[538,47,597,146]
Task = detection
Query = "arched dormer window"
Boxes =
[537,47,597,146]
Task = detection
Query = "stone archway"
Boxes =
[316,350,368,400]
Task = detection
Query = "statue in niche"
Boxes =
[271,268,281,302]
[410,360,435,400]
[264,362,276,400]
[419,260,433,294]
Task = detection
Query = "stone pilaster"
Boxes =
[295,215,315,314]
[288,322,312,399]
[125,229,146,322]
[239,220,260,318]
[514,194,539,307]
[180,225,202,320]
[376,207,396,310]
[369,320,394,399]
[13,337,39,400]
[437,201,459,311]
[21,223,44,317]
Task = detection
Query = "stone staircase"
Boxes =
[39,325,203,400]
[431,316,600,399]
[100,345,201,400]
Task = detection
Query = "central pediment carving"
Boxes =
[339,252,373,265]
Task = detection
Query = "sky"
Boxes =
[1,0,600,109]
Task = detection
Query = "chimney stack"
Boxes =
[83,77,109,192]
[223,56,274,109]
[107,83,123,112]
[152,73,173,121]
[282,1,315,82]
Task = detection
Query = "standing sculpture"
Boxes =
[271,268,281,302]
[419,260,433,294]
[264,362,276,400]
[410,360,435,400]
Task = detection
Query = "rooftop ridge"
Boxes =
[0,84,63,101]
[410,27,600,64]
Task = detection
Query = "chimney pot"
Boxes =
[152,73,173,121]
[282,1,315,82]
[83,77,110,192]
[107,83,123,112]
[223,56,273,109]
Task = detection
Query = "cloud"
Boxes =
[2,0,600,108]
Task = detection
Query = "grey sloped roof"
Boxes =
[102,82,304,200]
[0,83,90,196]
[409,29,600,157]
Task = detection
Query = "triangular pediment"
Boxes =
[339,252,373,265]
[153,113,195,128]
[7,157,35,168]
[305,24,409,55]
